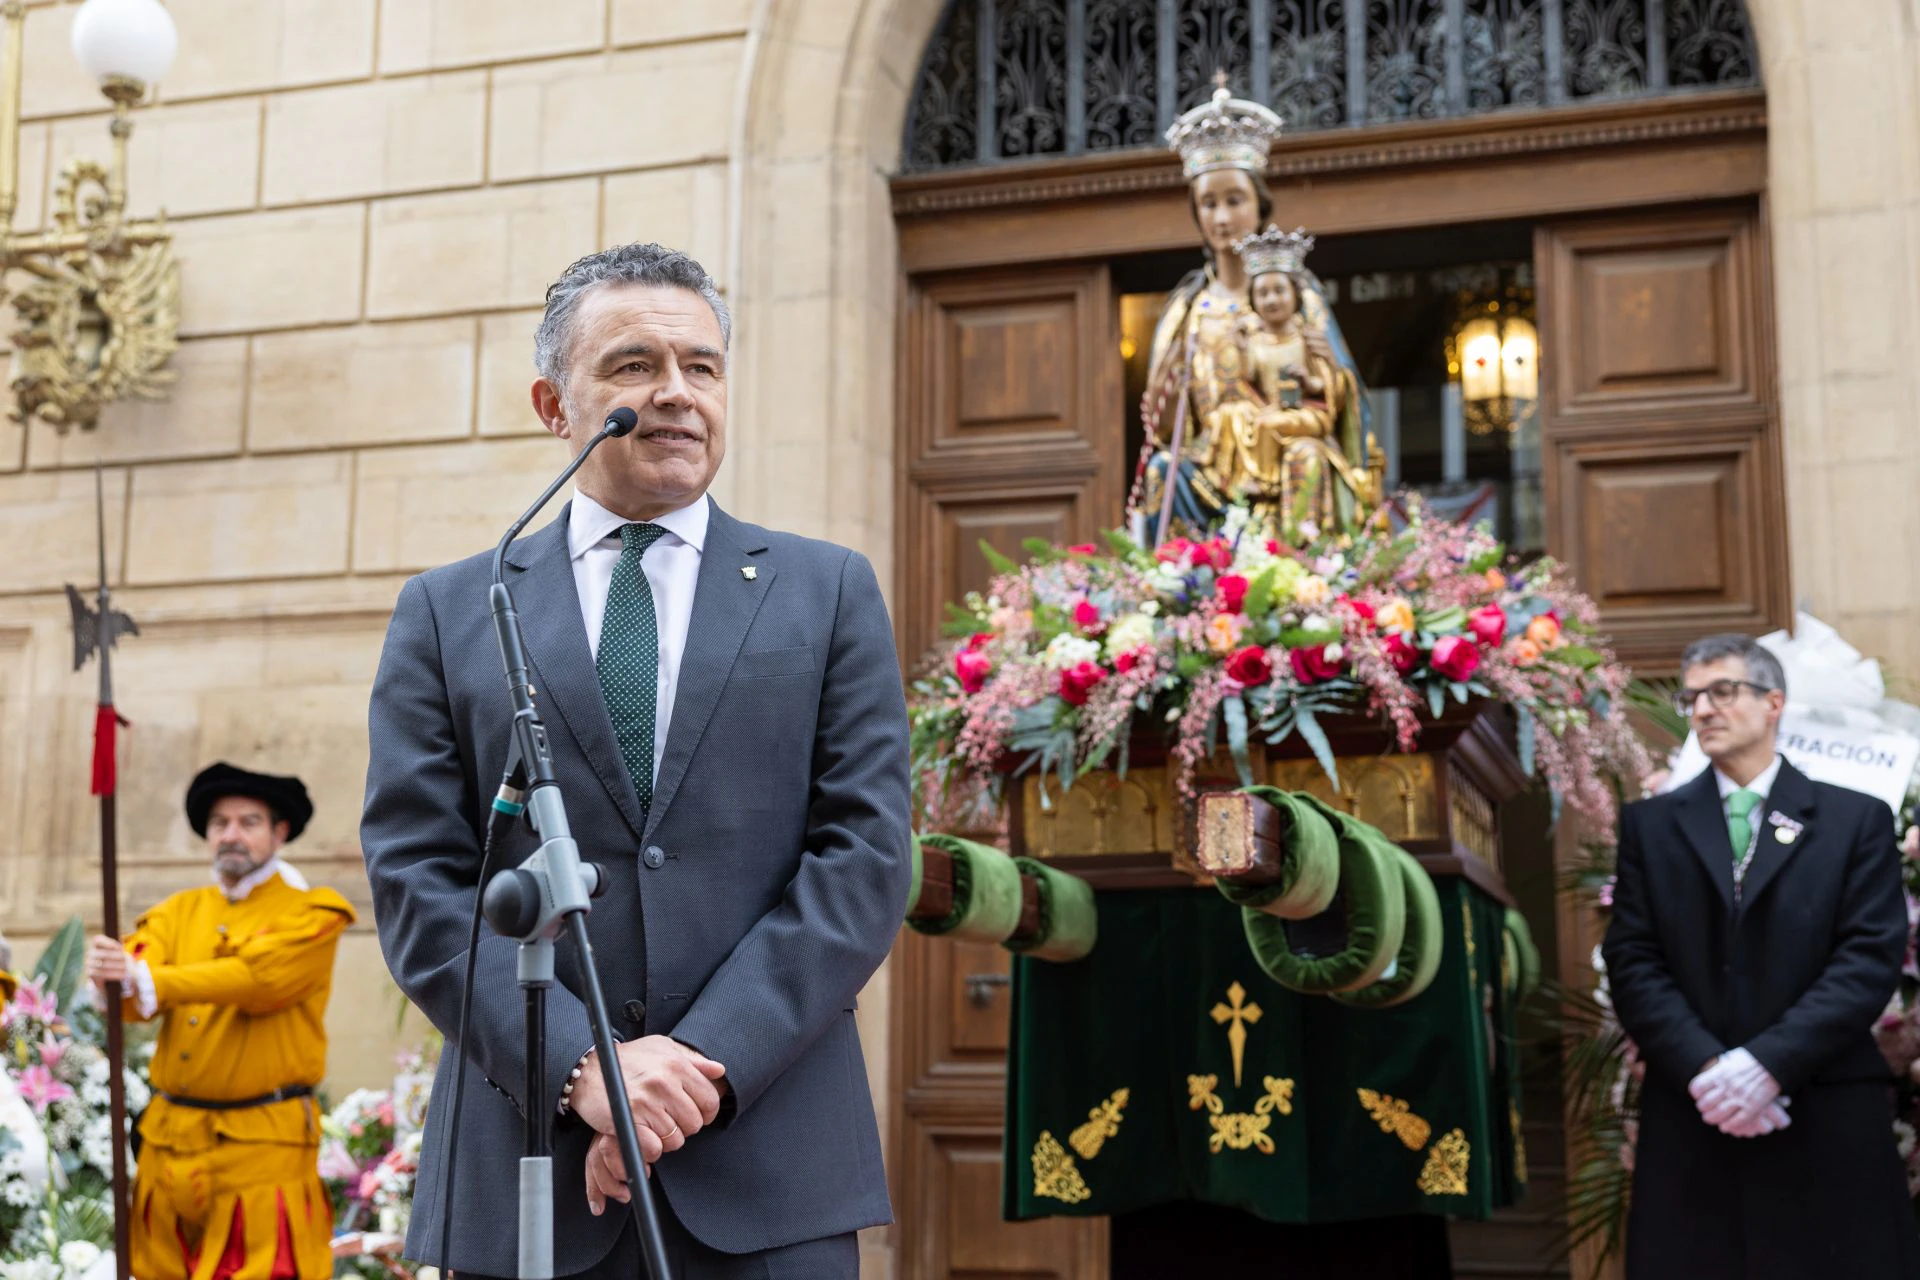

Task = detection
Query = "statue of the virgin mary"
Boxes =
[1133,83,1379,545]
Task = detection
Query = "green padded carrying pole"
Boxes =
[1008,857,1098,962]
[1213,786,1341,921]
[909,833,1025,944]
[1502,907,1542,1000]
[1330,843,1444,1009]
[1240,805,1407,995]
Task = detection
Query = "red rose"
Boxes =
[1073,600,1103,632]
[965,632,993,651]
[1340,595,1377,624]
[1288,644,1344,684]
[1383,632,1420,675]
[1265,539,1282,555]
[1155,536,1195,565]
[1217,574,1250,614]
[1194,537,1232,569]
[1467,605,1506,648]
[954,647,993,693]
[1068,543,1098,555]
[1114,649,1140,674]
[1225,645,1273,687]
[1058,660,1107,707]
[1431,635,1481,682]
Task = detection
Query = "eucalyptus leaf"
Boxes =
[1516,706,1537,777]
[1222,694,1254,787]
[1427,683,1446,719]
[1295,705,1340,790]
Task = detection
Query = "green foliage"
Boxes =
[31,916,87,1015]
[1021,537,1064,565]
[1625,676,1690,745]
[977,539,1019,576]
[940,601,985,638]
[1254,680,1358,790]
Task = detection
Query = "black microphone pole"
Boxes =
[479,405,675,1280]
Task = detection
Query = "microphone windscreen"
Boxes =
[603,406,639,437]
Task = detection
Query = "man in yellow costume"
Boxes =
[85,762,354,1280]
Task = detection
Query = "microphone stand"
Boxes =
[479,407,673,1280]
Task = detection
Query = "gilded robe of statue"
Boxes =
[121,870,354,1280]
[1140,271,1373,544]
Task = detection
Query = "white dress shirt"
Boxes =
[1713,754,1783,814]
[568,490,708,786]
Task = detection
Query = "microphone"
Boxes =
[603,405,638,437]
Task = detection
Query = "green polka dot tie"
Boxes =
[597,522,668,816]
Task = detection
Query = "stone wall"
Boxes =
[0,0,755,1089]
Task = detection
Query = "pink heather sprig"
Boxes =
[1339,617,1422,751]
[1171,668,1233,798]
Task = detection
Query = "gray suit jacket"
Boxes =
[361,500,911,1271]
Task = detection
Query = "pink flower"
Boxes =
[317,1140,360,1181]
[1467,604,1506,648]
[1225,646,1273,687]
[1431,635,1481,682]
[1193,538,1233,570]
[1289,644,1344,684]
[965,632,993,651]
[1155,536,1195,565]
[1072,600,1103,632]
[10,978,57,1022]
[1339,596,1376,625]
[377,1098,396,1127]
[1058,661,1106,707]
[36,1037,66,1071]
[349,1122,365,1137]
[357,1169,380,1200]
[1598,876,1616,909]
[1217,575,1249,614]
[1113,649,1145,674]
[1067,543,1098,556]
[18,1064,73,1115]
[1382,633,1419,675]
[954,647,993,694]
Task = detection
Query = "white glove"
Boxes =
[1718,1100,1792,1139]
[1691,1048,1782,1130]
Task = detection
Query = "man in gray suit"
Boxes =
[361,242,911,1279]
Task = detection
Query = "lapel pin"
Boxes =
[1767,810,1803,843]
[741,566,757,581]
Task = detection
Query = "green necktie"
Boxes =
[1726,788,1762,862]
[597,522,668,816]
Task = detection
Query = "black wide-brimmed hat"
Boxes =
[185,762,313,842]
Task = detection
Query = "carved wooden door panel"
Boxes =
[893,262,1121,1278]
[1535,205,1790,671]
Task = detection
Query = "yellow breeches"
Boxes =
[131,1140,333,1280]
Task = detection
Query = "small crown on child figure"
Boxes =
[1164,71,1285,179]
[1234,225,1315,278]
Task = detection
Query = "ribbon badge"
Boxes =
[1767,811,1804,845]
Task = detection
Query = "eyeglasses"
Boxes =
[1671,679,1772,716]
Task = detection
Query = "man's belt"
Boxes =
[157,1084,314,1111]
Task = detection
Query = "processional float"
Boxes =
[901,80,1643,1259]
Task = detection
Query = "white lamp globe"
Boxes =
[71,0,179,88]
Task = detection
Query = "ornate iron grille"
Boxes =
[902,0,1758,170]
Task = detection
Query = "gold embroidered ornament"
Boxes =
[1210,981,1263,1087]
[1358,1088,1432,1151]
[1031,1130,1092,1204]
[1069,1089,1130,1161]
[1510,1099,1528,1184]
[1188,1073,1295,1155]
[1418,1129,1472,1197]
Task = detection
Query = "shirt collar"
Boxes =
[569,491,709,561]
[216,856,305,903]
[1713,754,1783,805]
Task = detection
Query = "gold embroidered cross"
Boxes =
[1210,981,1262,1087]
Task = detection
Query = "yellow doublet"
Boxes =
[123,872,354,1280]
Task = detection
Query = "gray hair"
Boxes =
[533,242,731,384]
[1681,632,1787,697]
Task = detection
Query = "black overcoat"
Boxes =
[1602,762,1919,1279]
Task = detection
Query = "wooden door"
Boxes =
[892,262,1122,1278]
[1535,204,1790,671]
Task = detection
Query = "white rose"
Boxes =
[1042,634,1101,671]
[1103,614,1156,661]
[1140,600,1160,617]
[58,1243,101,1275]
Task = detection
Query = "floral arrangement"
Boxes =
[910,503,1648,830]
[1,920,153,1277]
[319,1045,435,1280]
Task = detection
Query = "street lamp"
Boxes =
[1447,287,1538,436]
[1,0,180,432]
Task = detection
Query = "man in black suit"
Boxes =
[361,243,911,1278]
[1604,633,1919,1278]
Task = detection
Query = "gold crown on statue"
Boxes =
[1233,225,1315,277]
[1165,74,1285,178]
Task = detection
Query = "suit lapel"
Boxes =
[643,504,774,841]
[1673,767,1736,910]
[503,506,648,840]
[1738,759,1815,909]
